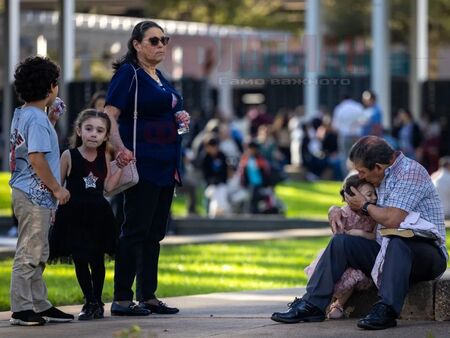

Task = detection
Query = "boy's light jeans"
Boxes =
[10,188,52,313]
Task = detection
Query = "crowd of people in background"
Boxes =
[171,88,449,218]
[6,85,450,225]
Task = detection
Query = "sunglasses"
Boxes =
[148,36,170,46]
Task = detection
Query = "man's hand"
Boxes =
[53,185,70,205]
[328,206,344,234]
[344,186,367,211]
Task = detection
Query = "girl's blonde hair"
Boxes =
[69,109,112,153]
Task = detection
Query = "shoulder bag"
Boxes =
[105,65,140,197]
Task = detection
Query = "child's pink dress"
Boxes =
[304,206,377,298]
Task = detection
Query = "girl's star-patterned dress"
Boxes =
[49,148,116,262]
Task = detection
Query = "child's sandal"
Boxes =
[327,303,344,319]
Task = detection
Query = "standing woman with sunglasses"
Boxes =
[104,21,190,316]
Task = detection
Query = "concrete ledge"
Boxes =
[283,164,306,180]
[435,270,450,321]
[401,280,435,320]
[170,215,328,235]
[345,269,450,321]
[0,217,11,233]
[0,248,14,260]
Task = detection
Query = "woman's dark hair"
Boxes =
[14,56,60,103]
[69,109,112,152]
[340,174,369,201]
[112,20,164,71]
[349,136,394,170]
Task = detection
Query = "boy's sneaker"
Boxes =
[10,310,46,326]
[37,306,74,323]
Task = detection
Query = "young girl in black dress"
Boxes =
[50,109,122,320]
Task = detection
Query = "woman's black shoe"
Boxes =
[95,303,104,319]
[139,300,179,314]
[111,302,151,316]
[78,303,99,321]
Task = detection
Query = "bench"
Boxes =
[344,269,450,321]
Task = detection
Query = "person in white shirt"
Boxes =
[332,95,365,174]
[431,156,450,218]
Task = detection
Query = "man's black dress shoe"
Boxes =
[139,300,179,314]
[357,302,397,330]
[111,302,151,316]
[271,298,325,324]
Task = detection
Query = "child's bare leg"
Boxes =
[335,288,353,306]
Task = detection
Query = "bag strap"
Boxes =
[130,65,138,158]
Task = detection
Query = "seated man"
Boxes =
[271,136,448,330]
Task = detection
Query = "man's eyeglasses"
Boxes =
[148,36,170,46]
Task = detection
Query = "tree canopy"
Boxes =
[324,0,450,45]
[141,0,450,46]
[144,0,304,33]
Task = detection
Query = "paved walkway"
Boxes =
[1,288,450,338]
[2,228,450,337]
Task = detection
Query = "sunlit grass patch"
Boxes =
[0,172,11,216]
[1,232,449,311]
[0,237,331,310]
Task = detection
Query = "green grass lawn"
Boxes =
[0,237,331,311]
[0,173,11,216]
[1,171,343,219]
[1,234,449,311]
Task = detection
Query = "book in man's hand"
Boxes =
[379,228,415,238]
[379,227,438,240]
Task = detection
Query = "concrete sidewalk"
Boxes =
[1,288,450,338]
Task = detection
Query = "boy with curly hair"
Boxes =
[9,56,74,326]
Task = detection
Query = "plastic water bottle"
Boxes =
[175,110,189,135]
[49,97,66,117]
